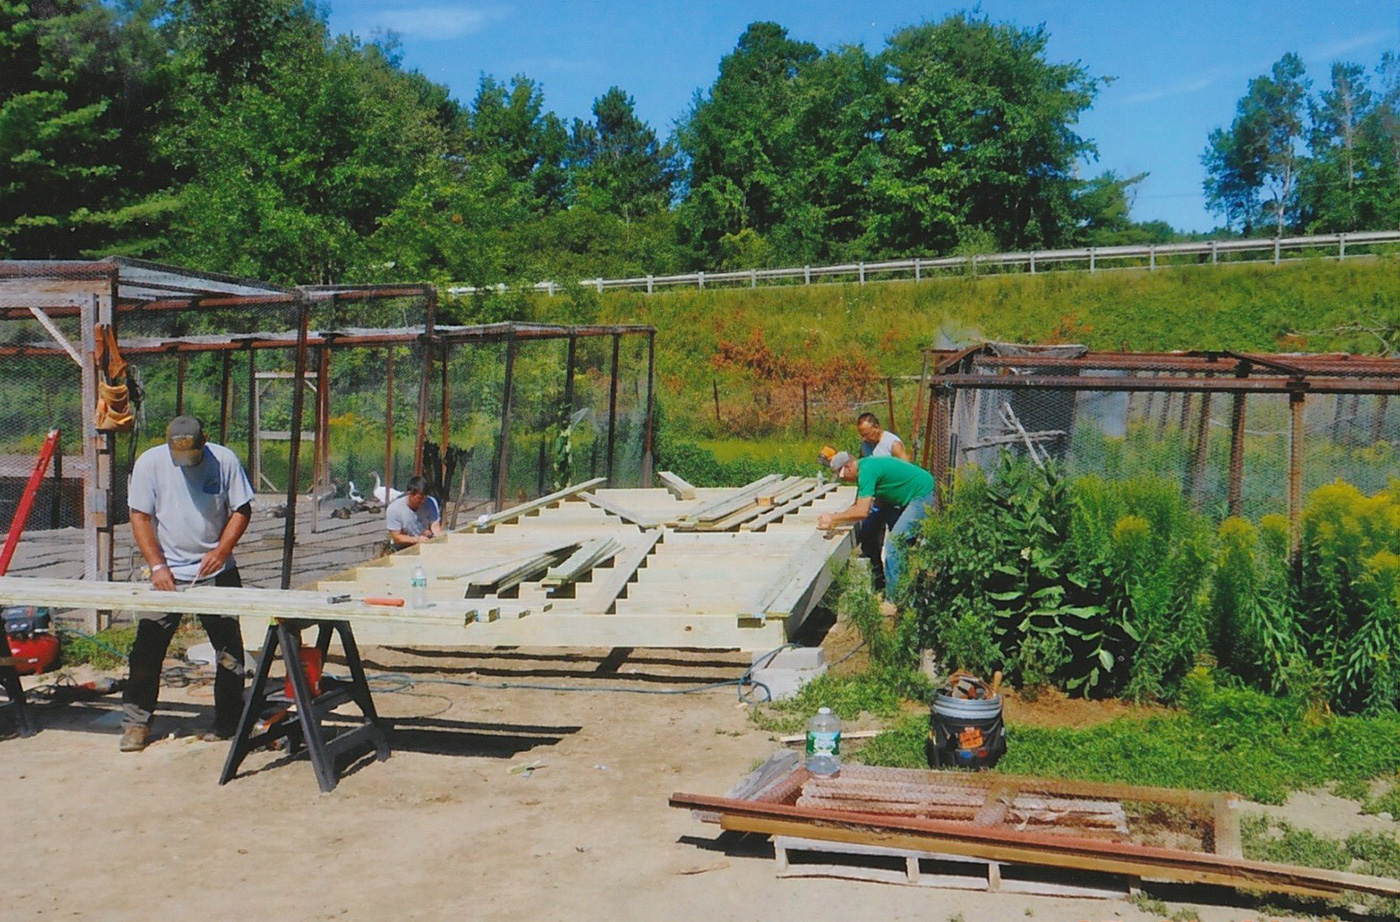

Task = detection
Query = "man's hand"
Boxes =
[151,566,176,592]
[197,547,230,579]
[817,513,833,529]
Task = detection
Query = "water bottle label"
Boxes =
[806,730,840,757]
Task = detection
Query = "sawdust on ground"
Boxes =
[2,639,1392,922]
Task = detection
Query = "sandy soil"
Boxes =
[1,642,1392,922]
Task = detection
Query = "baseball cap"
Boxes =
[166,416,207,467]
[828,450,854,473]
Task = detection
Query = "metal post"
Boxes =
[859,262,865,284]
[1339,233,1347,261]
[1149,246,1156,271]
[315,342,331,489]
[913,259,920,282]
[1188,392,1212,510]
[440,342,451,459]
[246,347,257,489]
[280,298,311,590]
[642,330,656,487]
[494,332,517,511]
[1289,390,1305,558]
[1227,394,1247,517]
[175,352,186,415]
[910,352,930,458]
[219,350,232,444]
[886,377,896,432]
[384,347,395,494]
[413,333,432,476]
[1274,237,1281,265]
[1211,240,1218,265]
[605,332,620,485]
[1029,252,1036,274]
[1089,248,1096,272]
[1372,394,1388,445]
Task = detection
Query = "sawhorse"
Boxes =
[220,619,389,792]
[0,660,37,738]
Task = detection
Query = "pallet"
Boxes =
[773,836,1136,898]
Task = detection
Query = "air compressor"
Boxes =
[3,606,61,675]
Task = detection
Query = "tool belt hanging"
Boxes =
[94,324,134,432]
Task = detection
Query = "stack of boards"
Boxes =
[297,473,854,650]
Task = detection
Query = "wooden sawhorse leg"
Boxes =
[0,663,37,738]
[219,619,390,792]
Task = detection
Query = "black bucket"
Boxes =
[926,690,1006,770]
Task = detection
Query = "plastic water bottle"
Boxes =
[805,707,842,775]
[410,565,428,609]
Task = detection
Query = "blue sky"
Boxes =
[325,1,1400,233]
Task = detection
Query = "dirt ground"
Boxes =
[2,639,1393,922]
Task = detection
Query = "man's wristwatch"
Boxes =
[151,563,168,573]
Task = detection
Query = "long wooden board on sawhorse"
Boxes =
[219,618,390,793]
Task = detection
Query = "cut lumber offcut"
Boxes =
[579,529,665,614]
[468,547,576,594]
[657,470,698,501]
[743,483,839,531]
[679,474,783,524]
[579,492,660,527]
[470,477,607,531]
[541,537,623,587]
[437,546,576,583]
[699,475,799,523]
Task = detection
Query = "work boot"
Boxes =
[119,724,150,752]
[196,726,235,743]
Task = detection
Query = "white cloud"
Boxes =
[1306,30,1391,62]
[1119,76,1220,106]
[356,5,503,41]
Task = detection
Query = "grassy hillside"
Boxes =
[473,257,1400,460]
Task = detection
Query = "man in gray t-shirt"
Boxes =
[120,416,254,752]
[386,475,441,550]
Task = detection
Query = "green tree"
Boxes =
[871,14,1100,254]
[164,4,457,283]
[1299,62,1373,231]
[1203,53,1310,235]
[675,21,819,265]
[567,86,677,223]
[466,75,570,216]
[0,0,173,257]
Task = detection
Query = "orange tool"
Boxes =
[363,597,405,607]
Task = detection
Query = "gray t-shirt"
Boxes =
[386,494,440,544]
[127,441,255,581]
[860,430,904,458]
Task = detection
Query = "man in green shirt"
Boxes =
[817,451,937,598]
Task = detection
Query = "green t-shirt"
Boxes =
[856,456,935,508]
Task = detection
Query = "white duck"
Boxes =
[347,480,366,504]
[369,471,403,505]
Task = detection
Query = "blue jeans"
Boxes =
[884,492,937,597]
[856,501,902,592]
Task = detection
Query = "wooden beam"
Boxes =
[656,471,697,501]
[668,793,1400,900]
[472,478,607,530]
[0,576,472,626]
[579,492,660,527]
[579,529,664,613]
[742,483,838,531]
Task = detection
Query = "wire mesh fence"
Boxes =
[0,261,654,600]
[923,345,1400,528]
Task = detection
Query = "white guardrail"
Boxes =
[447,229,1400,297]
